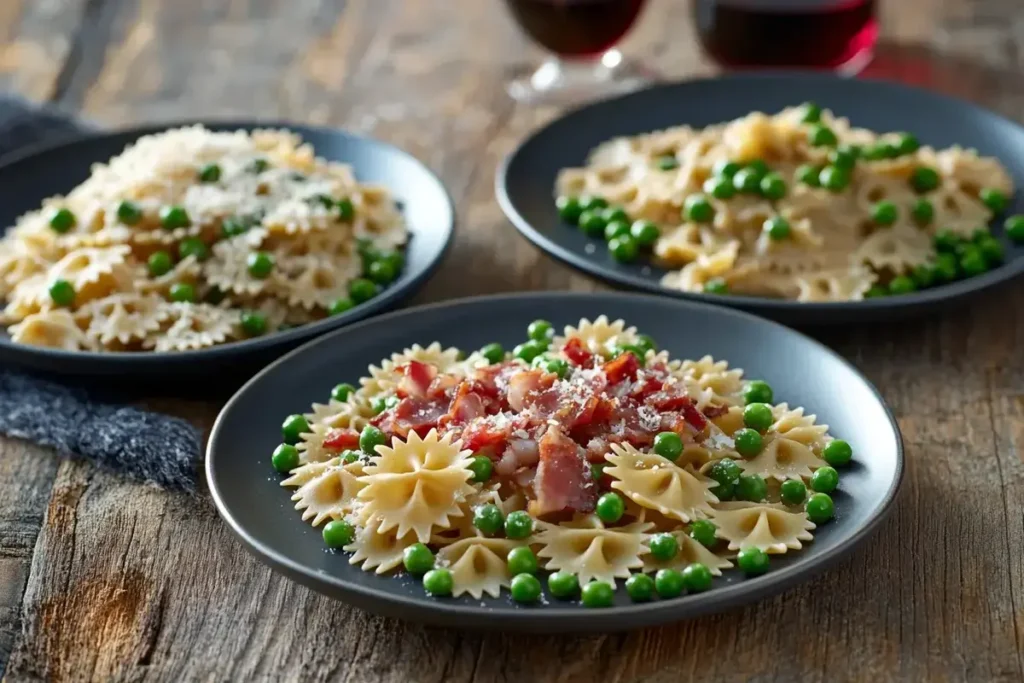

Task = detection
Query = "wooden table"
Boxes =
[2,1,1024,681]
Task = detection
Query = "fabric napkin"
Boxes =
[0,95,202,492]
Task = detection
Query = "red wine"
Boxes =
[693,0,878,70]
[505,0,647,58]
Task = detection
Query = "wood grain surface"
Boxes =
[2,0,1024,681]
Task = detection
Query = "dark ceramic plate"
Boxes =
[0,122,453,383]
[207,292,904,632]
[496,74,1024,325]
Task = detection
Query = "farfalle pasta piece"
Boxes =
[356,430,475,543]
[76,293,171,346]
[344,515,419,574]
[605,443,719,523]
[554,315,639,355]
[144,303,238,352]
[390,343,465,375]
[270,252,362,310]
[535,515,652,586]
[677,355,745,406]
[711,502,816,554]
[285,460,365,527]
[9,309,95,351]
[437,537,525,598]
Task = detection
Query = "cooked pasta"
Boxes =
[554,105,1015,301]
[273,317,857,606]
[0,126,407,352]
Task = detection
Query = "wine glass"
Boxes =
[504,0,653,105]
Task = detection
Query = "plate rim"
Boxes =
[206,290,906,630]
[495,71,1024,315]
[0,119,456,366]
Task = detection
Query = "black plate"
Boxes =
[207,292,904,632]
[497,74,1024,325]
[0,122,454,383]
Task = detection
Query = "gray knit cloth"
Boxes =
[0,96,201,492]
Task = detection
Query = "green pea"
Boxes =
[635,333,657,354]
[822,439,853,467]
[468,455,493,483]
[370,397,387,415]
[619,572,654,602]
[737,547,770,575]
[780,479,807,506]
[178,237,209,262]
[980,188,1008,213]
[147,250,173,277]
[732,167,762,194]
[960,249,988,277]
[504,511,534,539]
[47,280,74,307]
[689,519,717,548]
[757,173,786,201]
[971,227,991,243]
[581,581,614,608]
[888,275,917,295]
[473,503,504,536]
[747,160,769,176]
[653,431,683,461]
[510,573,542,603]
[246,158,270,174]
[684,194,715,223]
[743,403,774,432]
[480,342,505,364]
[733,428,763,458]
[737,473,768,502]
[116,200,143,225]
[271,443,299,473]
[159,205,190,230]
[556,195,583,224]
[513,340,546,363]
[349,278,378,304]
[708,458,742,486]
[330,383,355,403]
[911,265,935,289]
[862,144,887,161]
[811,466,839,494]
[359,424,386,454]
[541,357,570,379]
[806,492,835,524]
[703,176,735,200]
[819,165,849,192]
[630,219,660,247]
[525,321,554,345]
[713,160,742,178]
[656,155,680,171]
[169,282,196,303]
[240,311,267,336]
[198,163,221,183]
[507,546,538,575]
[579,195,608,212]
[648,532,679,561]
[403,543,434,575]
[578,210,606,238]
[322,519,355,548]
[47,207,76,233]
[911,167,940,193]
[936,252,959,283]
[246,251,274,279]
[979,238,1005,266]
[1005,215,1024,243]
[703,278,728,295]
[336,198,356,222]
[602,206,629,224]
[933,229,960,253]
[608,235,638,263]
[341,450,360,465]
[827,148,857,172]
[795,164,821,187]
[281,414,310,444]
[590,462,607,483]
[808,124,838,147]
[329,298,354,316]
[763,215,790,241]
[682,563,713,592]
[872,201,898,226]
[744,380,773,405]
[602,219,631,242]
[548,571,580,599]
[911,199,934,225]
[895,132,919,155]
[221,216,250,237]
[423,568,453,596]
[799,102,821,123]
[654,568,685,598]
[864,285,887,298]
[711,478,735,501]
[367,259,397,285]
[595,492,625,524]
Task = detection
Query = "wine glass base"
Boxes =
[508,52,654,106]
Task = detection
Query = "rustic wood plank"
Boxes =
[0,0,91,102]
[3,0,1024,681]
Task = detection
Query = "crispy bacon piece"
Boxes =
[373,396,448,439]
[529,426,596,517]
[396,361,438,399]
[702,404,729,419]
[680,401,708,432]
[461,418,512,454]
[323,428,360,450]
[602,352,640,384]
[562,337,594,367]
[629,374,664,402]
[439,381,487,428]
[507,369,555,412]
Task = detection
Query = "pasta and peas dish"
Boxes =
[270,317,854,606]
[555,104,1024,302]
[0,126,406,352]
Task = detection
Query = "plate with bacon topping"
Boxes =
[207,292,903,631]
